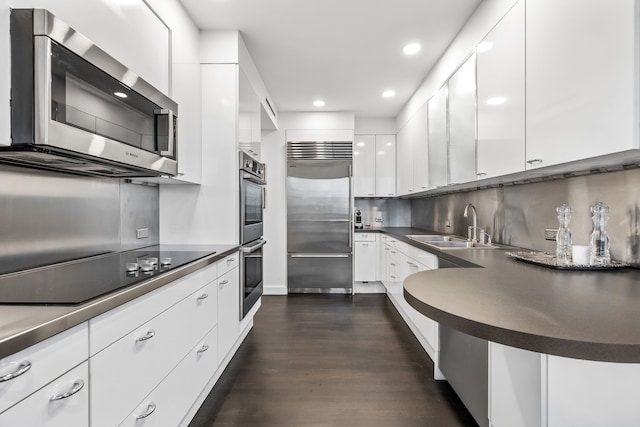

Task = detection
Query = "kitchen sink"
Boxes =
[406,234,497,250]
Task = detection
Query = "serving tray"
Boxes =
[505,251,629,270]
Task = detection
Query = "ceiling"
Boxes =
[179,0,482,118]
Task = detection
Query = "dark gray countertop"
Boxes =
[368,227,640,363]
[0,244,238,360]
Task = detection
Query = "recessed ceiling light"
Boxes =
[486,96,507,105]
[313,100,325,107]
[403,43,421,55]
[357,142,365,147]
[386,142,392,147]
[114,91,128,98]
[477,41,494,53]
[382,90,396,98]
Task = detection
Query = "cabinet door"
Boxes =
[526,0,638,169]
[375,135,396,197]
[0,362,89,427]
[476,0,525,179]
[353,135,376,197]
[354,241,377,281]
[428,85,448,189]
[1,3,8,146]
[218,267,240,362]
[411,104,429,192]
[448,54,477,184]
[396,125,414,195]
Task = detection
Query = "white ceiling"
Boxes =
[179,0,482,118]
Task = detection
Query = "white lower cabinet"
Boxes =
[0,323,88,414]
[380,237,440,373]
[119,326,219,427]
[90,278,218,427]
[217,267,240,364]
[354,233,378,282]
[0,362,89,427]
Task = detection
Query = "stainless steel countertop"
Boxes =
[0,245,238,360]
[369,227,640,363]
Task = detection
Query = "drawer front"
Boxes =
[218,252,239,277]
[90,282,218,427]
[408,246,438,269]
[118,326,219,427]
[0,362,89,427]
[0,323,88,414]
[354,233,376,242]
[89,262,218,355]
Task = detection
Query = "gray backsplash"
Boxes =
[355,198,411,229]
[411,168,640,265]
[0,164,158,272]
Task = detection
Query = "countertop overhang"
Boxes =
[366,228,640,363]
[0,245,238,359]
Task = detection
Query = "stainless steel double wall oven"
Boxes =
[239,152,266,319]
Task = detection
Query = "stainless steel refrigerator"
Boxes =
[286,141,353,294]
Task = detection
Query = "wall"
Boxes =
[0,164,159,274]
[411,168,640,265]
[354,117,396,134]
[396,0,519,130]
[262,112,355,295]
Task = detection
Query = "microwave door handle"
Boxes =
[155,109,175,156]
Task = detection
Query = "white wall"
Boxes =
[355,117,396,135]
[262,112,355,295]
[396,0,519,131]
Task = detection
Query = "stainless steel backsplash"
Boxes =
[411,168,640,265]
[0,165,158,271]
[355,198,411,228]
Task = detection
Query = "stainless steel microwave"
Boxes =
[2,9,178,177]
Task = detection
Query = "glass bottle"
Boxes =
[556,203,572,265]
[590,202,610,265]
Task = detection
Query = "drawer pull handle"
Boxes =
[526,158,543,165]
[197,293,209,300]
[0,361,31,382]
[227,257,236,262]
[136,403,157,420]
[136,330,156,342]
[219,280,229,286]
[197,344,209,354]
[50,380,84,401]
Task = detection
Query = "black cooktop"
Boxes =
[0,245,217,305]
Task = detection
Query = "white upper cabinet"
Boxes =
[412,104,429,193]
[525,0,638,169]
[397,104,428,196]
[476,0,525,179]
[353,135,376,197]
[375,135,396,197]
[11,0,170,94]
[396,123,414,195]
[448,54,477,185]
[428,85,448,189]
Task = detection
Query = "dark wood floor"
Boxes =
[189,294,477,427]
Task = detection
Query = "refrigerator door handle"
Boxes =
[290,254,350,258]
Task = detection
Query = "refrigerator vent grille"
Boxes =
[286,141,353,160]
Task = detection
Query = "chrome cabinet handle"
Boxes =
[197,344,209,354]
[227,257,236,262]
[136,403,157,420]
[136,330,156,342]
[219,279,229,286]
[50,380,84,401]
[477,172,487,177]
[390,250,396,254]
[526,158,543,165]
[0,361,32,382]
[385,247,390,251]
[362,243,369,247]
[197,293,209,300]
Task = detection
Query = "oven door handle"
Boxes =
[242,239,266,253]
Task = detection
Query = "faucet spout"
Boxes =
[463,203,478,242]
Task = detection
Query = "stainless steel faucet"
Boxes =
[463,203,479,242]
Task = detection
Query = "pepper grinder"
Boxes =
[555,203,572,265]
[590,202,610,265]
